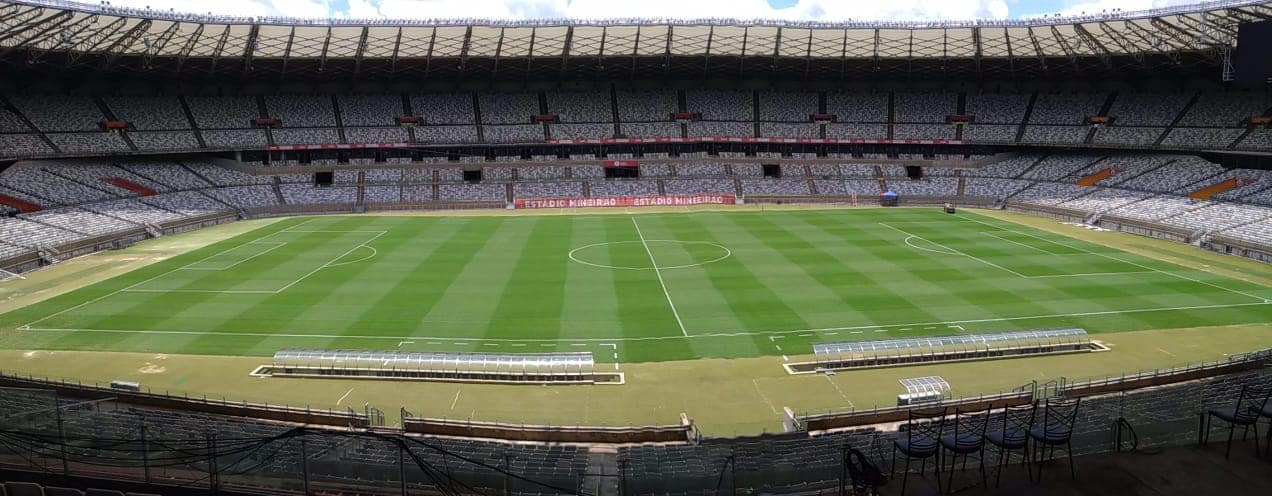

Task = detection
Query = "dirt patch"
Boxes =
[138,363,167,374]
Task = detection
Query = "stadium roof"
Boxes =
[1,0,1269,79]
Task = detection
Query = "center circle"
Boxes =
[568,240,732,270]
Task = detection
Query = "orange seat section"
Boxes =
[1077,168,1115,186]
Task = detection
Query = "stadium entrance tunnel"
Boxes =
[784,328,1110,374]
[568,240,731,270]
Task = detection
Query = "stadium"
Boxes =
[0,0,1270,494]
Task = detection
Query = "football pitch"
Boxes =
[1,208,1269,364]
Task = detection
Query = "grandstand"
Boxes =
[1,0,1272,494]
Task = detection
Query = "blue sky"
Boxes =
[106,0,1199,21]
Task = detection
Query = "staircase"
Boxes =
[94,97,139,152]
[1156,91,1201,146]
[1084,91,1118,144]
[656,179,666,195]
[955,169,966,197]
[1014,92,1038,143]
[873,165,888,193]
[144,223,164,238]
[1188,178,1245,200]
[177,95,208,148]
[806,165,819,194]
[271,177,286,205]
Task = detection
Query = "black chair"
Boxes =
[940,406,990,490]
[984,402,1035,487]
[1029,397,1080,482]
[1200,384,1272,459]
[845,446,887,496]
[892,408,946,495]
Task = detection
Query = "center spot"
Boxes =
[569,240,732,270]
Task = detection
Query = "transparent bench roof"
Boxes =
[813,328,1088,357]
[273,349,595,373]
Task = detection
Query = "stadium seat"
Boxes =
[1029,397,1081,481]
[891,408,946,495]
[84,490,123,496]
[43,488,83,496]
[1200,384,1272,459]
[3,482,43,496]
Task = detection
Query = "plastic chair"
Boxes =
[891,407,946,495]
[940,406,990,490]
[1200,384,1272,459]
[984,402,1035,486]
[1029,397,1080,482]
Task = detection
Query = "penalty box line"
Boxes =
[18,221,386,329]
[22,301,1270,342]
[958,216,1270,303]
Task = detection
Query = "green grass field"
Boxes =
[1,208,1269,364]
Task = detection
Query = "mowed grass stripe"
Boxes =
[484,216,573,340]
[658,213,805,355]
[339,217,493,342]
[601,216,695,362]
[1,211,1268,362]
[420,217,535,337]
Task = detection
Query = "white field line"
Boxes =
[879,222,1030,278]
[632,217,689,337]
[825,375,854,407]
[18,223,301,329]
[961,216,1269,303]
[21,301,1269,343]
[336,387,355,405]
[752,379,780,415]
[325,246,378,268]
[265,231,387,294]
[180,242,287,271]
[980,231,1058,255]
[20,223,385,328]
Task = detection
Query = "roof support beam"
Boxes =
[664,25,673,76]
[972,27,982,72]
[804,28,814,79]
[597,26,606,71]
[772,27,783,68]
[280,26,296,75]
[28,12,97,63]
[353,26,368,75]
[319,26,333,72]
[738,26,748,76]
[389,27,402,74]
[1230,6,1272,21]
[560,25,573,76]
[1048,25,1080,72]
[1150,17,1199,53]
[209,25,231,72]
[101,19,151,69]
[242,24,258,71]
[1097,21,1144,66]
[703,24,714,72]
[0,9,73,55]
[459,25,472,69]
[66,16,127,66]
[143,21,183,68]
[0,4,42,29]
[175,23,204,71]
[491,27,505,75]
[1025,27,1047,70]
[1073,24,1111,68]
[0,7,58,45]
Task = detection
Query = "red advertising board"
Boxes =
[602,160,639,168]
[515,194,737,209]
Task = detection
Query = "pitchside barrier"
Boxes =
[402,412,697,444]
[514,194,737,209]
[0,371,369,428]
[792,347,1272,433]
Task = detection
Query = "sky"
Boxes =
[97,0,1207,21]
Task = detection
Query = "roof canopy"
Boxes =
[1,0,1268,78]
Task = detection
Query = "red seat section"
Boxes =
[1077,168,1115,186]
[0,194,41,213]
[106,177,157,197]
